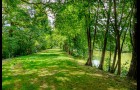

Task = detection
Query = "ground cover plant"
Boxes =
[2,49,136,90]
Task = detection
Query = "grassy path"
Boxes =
[2,49,136,90]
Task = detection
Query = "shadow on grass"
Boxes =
[20,53,60,60]
[2,49,137,90]
[2,66,137,90]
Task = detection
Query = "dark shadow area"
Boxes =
[32,53,60,58]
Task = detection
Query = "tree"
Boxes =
[127,0,137,80]
[99,0,112,70]
[85,0,93,66]
[2,0,50,58]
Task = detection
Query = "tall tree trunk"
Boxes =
[110,1,132,73]
[127,43,137,80]
[110,41,117,73]
[92,0,99,60]
[85,24,92,66]
[108,37,112,72]
[99,35,107,70]
[99,0,112,70]
[127,0,137,80]
[117,35,121,75]
[113,17,133,74]
[85,0,92,66]
[113,0,121,75]
[114,58,118,73]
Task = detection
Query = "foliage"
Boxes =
[2,0,50,59]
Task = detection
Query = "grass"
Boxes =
[2,49,136,90]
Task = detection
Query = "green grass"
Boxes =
[2,49,136,90]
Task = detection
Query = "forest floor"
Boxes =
[2,49,137,90]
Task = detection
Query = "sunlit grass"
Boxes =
[2,49,136,90]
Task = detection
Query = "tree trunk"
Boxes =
[110,41,117,73]
[127,0,137,80]
[85,0,92,66]
[99,35,107,70]
[108,37,112,72]
[85,26,92,66]
[85,17,92,66]
[117,35,121,75]
[113,26,129,72]
[127,45,137,80]
[110,1,132,73]
[113,0,121,75]
[114,58,118,73]
[99,0,112,70]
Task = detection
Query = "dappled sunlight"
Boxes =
[47,65,59,68]
[55,77,70,82]
[54,56,73,60]
[107,87,128,90]
[10,63,23,69]
[2,60,11,65]
[107,87,119,90]
[38,69,55,77]
[59,69,69,72]
[77,59,86,64]
[2,49,137,90]
[3,67,25,76]
[14,79,21,83]
[3,67,38,77]
[50,85,56,90]
[70,71,86,75]
[23,69,38,75]
[86,73,103,77]
[3,79,21,87]
[40,83,48,89]
[2,67,11,72]
[30,78,38,84]
[2,80,13,86]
